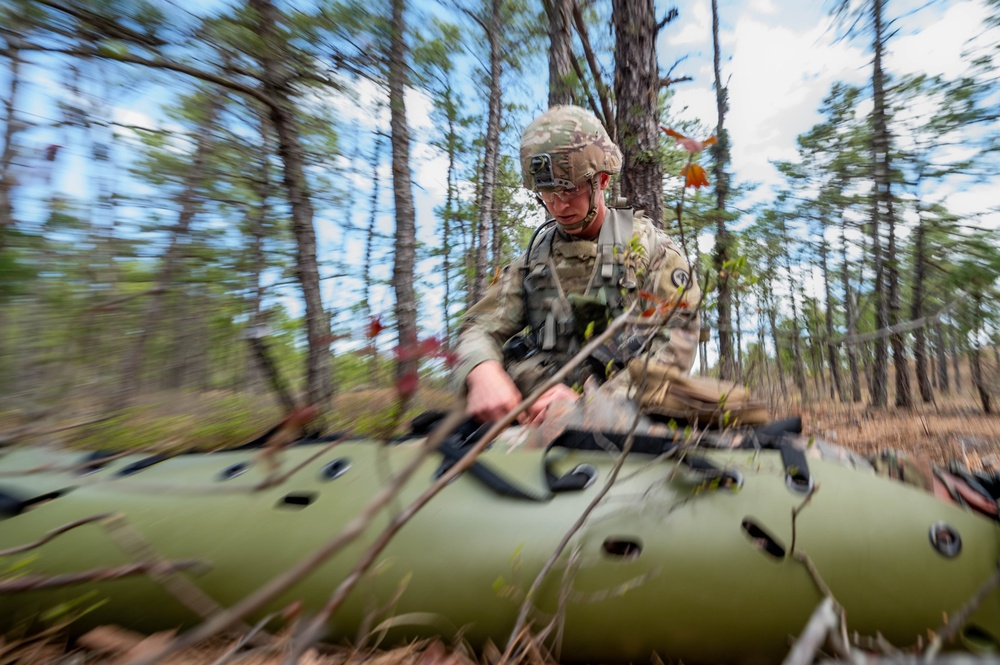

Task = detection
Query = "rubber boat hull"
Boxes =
[0,439,999,663]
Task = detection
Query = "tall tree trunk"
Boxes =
[118,92,221,404]
[840,220,862,402]
[789,280,809,402]
[710,0,734,380]
[473,0,503,303]
[951,324,962,391]
[388,0,419,391]
[910,213,934,402]
[251,0,333,414]
[0,41,22,254]
[764,257,787,400]
[543,0,574,106]
[870,0,909,408]
[970,295,992,413]
[935,320,949,394]
[442,113,456,344]
[613,0,662,224]
[821,226,844,401]
[364,136,382,378]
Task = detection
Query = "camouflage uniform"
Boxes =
[454,106,700,397]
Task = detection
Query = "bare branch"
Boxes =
[658,75,692,89]
[0,514,111,557]
[2,44,275,108]
[125,408,468,665]
[570,0,615,139]
[0,560,207,593]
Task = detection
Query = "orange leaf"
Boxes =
[682,163,710,189]
[638,290,658,302]
[660,126,717,154]
[641,307,657,317]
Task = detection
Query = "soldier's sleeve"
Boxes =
[452,255,530,392]
[634,225,701,374]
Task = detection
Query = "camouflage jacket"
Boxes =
[454,210,700,396]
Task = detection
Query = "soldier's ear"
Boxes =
[597,173,611,190]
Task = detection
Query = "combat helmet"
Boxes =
[519,105,622,231]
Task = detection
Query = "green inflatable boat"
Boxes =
[0,419,999,663]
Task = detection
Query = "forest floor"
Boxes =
[1,387,999,664]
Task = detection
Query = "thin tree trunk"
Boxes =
[970,295,992,413]
[0,41,22,254]
[251,0,333,414]
[363,137,382,378]
[840,221,862,402]
[613,0,662,224]
[442,114,455,344]
[951,324,962,391]
[821,228,844,402]
[765,259,787,400]
[911,213,934,402]
[935,320,949,394]
[789,281,809,402]
[710,0,734,380]
[388,0,419,390]
[473,0,503,303]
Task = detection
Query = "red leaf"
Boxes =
[641,307,656,317]
[417,337,442,356]
[441,349,459,368]
[638,290,658,302]
[367,316,385,339]
[681,163,710,189]
[396,370,419,398]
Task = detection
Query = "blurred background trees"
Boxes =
[0,0,997,438]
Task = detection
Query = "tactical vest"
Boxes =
[521,201,639,356]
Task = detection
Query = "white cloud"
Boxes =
[890,1,994,78]
[750,0,778,15]
[672,2,712,46]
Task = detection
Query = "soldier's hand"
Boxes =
[526,383,579,425]
[466,361,524,423]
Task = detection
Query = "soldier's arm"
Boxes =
[634,233,701,374]
[452,257,529,392]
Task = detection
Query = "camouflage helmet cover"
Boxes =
[519,105,622,191]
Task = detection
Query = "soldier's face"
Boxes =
[542,182,596,231]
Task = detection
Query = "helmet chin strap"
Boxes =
[553,175,601,233]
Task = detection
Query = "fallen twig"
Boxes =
[783,597,839,665]
[0,560,206,592]
[123,407,468,665]
[924,558,1000,660]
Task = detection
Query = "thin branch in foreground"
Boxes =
[782,597,839,665]
[925,558,1000,659]
[789,482,820,557]
[123,407,468,665]
[103,515,229,624]
[0,560,206,593]
[279,306,641,665]
[0,514,111,557]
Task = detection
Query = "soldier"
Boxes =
[454,105,701,425]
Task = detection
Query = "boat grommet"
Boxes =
[602,537,642,560]
[217,461,251,481]
[929,522,962,557]
[719,469,743,491]
[320,458,351,481]
[570,464,598,489]
[785,470,813,494]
